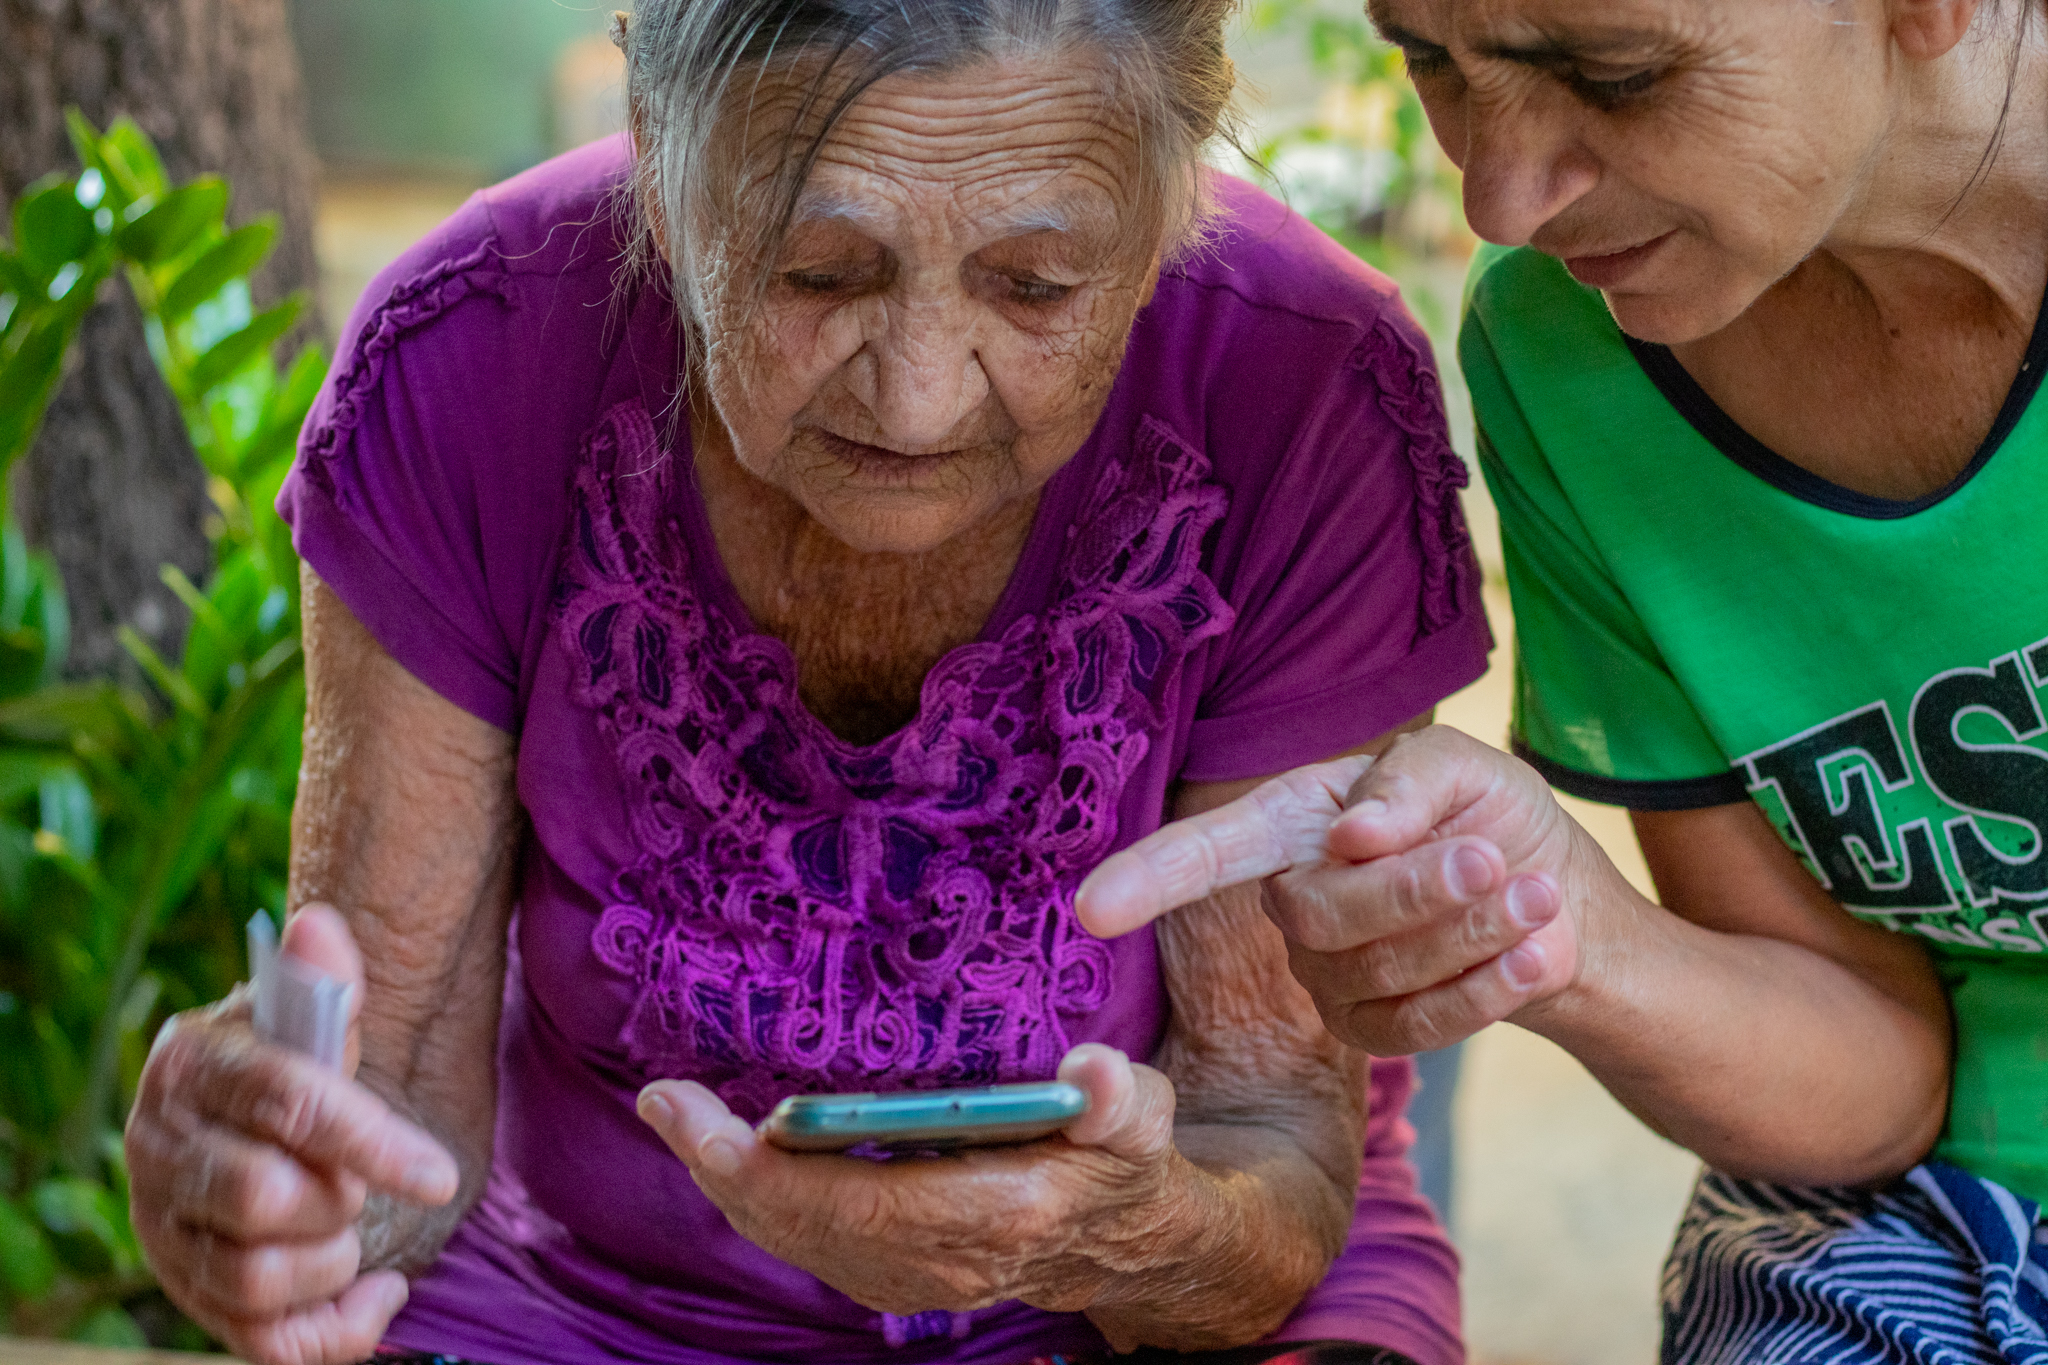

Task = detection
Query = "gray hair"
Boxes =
[614,0,1244,331]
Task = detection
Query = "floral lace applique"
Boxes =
[551,405,1233,1119]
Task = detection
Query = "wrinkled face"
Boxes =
[1378,0,1903,341]
[687,54,1161,555]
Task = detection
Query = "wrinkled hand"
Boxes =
[124,905,459,1365]
[637,1044,1195,1325]
[1078,725,1595,1054]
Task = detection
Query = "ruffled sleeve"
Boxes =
[279,193,614,732]
[1179,304,1492,782]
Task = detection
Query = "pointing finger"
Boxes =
[165,1020,457,1204]
[1077,754,1375,938]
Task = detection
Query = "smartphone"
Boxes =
[758,1081,1088,1153]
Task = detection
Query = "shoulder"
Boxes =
[1136,172,1457,508]
[302,137,650,497]
[1168,173,1408,330]
[335,134,634,365]
[1134,174,1447,462]
[472,133,637,276]
[1119,177,1478,647]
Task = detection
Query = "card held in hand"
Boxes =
[246,911,352,1071]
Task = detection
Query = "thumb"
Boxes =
[279,903,366,1074]
[1056,1044,1174,1162]
[281,903,365,988]
[1327,726,1504,863]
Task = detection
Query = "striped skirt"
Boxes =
[1664,1164,2048,1365]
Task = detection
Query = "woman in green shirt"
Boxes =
[1080,0,2048,1357]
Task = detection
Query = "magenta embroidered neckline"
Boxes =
[550,406,1233,1119]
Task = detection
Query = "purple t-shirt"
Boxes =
[282,137,1489,1365]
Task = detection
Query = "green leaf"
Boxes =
[0,682,124,748]
[63,108,105,179]
[0,752,74,808]
[38,768,96,860]
[237,341,327,478]
[70,1304,148,1348]
[61,109,136,215]
[0,252,39,300]
[2,520,32,632]
[114,177,227,267]
[160,215,276,321]
[0,286,99,471]
[0,816,38,911]
[119,625,208,718]
[31,1177,122,1275]
[27,550,70,687]
[0,1196,57,1297]
[13,178,97,281]
[0,627,51,701]
[0,314,73,457]
[100,118,171,204]
[184,292,303,396]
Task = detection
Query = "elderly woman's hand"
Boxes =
[1078,726,1593,1055]
[637,1045,1221,1343]
[124,906,460,1365]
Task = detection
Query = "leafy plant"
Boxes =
[1249,0,1472,308]
[0,112,316,1347]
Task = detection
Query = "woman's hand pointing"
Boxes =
[1077,726,1594,1054]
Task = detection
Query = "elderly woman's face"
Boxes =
[1379,0,1906,342]
[689,57,1158,555]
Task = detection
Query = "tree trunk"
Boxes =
[0,0,321,680]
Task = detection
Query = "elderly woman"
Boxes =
[120,3,1493,1364]
[1086,0,2048,1358]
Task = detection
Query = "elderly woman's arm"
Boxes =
[287,571,523,1262]
[1077,773,1368,1346]
[122,574,518,1365]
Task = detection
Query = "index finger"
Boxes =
[165,1018,458,1205]
[1075,755,1375,938]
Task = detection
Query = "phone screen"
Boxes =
[758,1081,1088,1153]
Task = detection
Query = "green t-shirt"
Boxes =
[1462,243,2048,1199]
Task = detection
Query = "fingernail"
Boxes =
[637,1084,674,1127]
[1506,877,1558,930]
[698,1136,742,1177]
[1353,798,1389,821]
[1448,845,1494,900]
[1502,941,1545,988]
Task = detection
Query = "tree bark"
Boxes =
[0,0,320,680]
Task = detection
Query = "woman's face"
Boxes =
[688,55,1160,556]
[1379,0,1917,342]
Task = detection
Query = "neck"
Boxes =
[1825,18,2048,320]
[687,398,1042,744]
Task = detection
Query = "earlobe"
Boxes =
[1890,0,1982,60]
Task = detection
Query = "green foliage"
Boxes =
[0,111,317,1346]
[1250,0,1470,275]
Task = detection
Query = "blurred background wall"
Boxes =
[288,0,617,180]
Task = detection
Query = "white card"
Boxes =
[246,911,351,1071]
